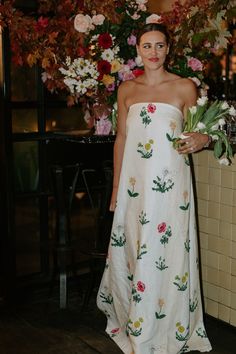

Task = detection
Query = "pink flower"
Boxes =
[127,34,137,46]
[187,57,203,72]
[147,103,156,113]
[126,59,136,69]
[107,82,115,92]
[95,119,112,135]
[74,14,93,33]
[121,71,135,81]
[137,281,145,292]
[188,76,201,87]
[92,14,105,26]
[157,222,166,233]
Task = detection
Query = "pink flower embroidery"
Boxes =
[111,328,119,334]
[187,57,203,72]
[157,222,167,233]
[137,281,145,292]
[147,103,156,113]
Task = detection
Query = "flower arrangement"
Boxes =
[171,97,236,164]
[0,0,235,132]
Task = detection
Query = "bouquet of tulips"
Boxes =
[172,96,236,165]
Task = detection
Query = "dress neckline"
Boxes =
[128,102,183,116]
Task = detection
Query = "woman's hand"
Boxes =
[109,186,118,212]
[177,132,210,154]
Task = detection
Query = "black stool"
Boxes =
[81,161,113,308]
[50,163,80,309]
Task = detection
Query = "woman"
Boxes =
[97,23,212,354]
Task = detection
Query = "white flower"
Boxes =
[136,0,148,4]
[135,56,143,67]
[229,106,236,117]
[221,101,229,110]
[197,96,208,106]
[219,157,230,166]
[92,14,105,26]
[101,48,115,62]
[146,14,163,24]
[189,106,197,114]
[218,118,226,127]
[211,134,219,140]
[196,122,206,130]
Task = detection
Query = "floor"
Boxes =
[0,277,235,354]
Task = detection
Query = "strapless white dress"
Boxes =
[97,103,212,354]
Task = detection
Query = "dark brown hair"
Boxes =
[136,23,171,46]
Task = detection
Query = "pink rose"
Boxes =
[74,14,93,33]
[157,222,166,233]
[95,119,112,135]
[187,57,203,72]
[127,34,137,46]
[147,103,156,113]
[92,14,105,26]
[126,59,136,69]
[121,71,135,81]
[137,281,145,292]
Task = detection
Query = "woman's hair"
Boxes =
[136,23,170,46]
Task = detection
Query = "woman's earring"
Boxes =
[135,55,143,67]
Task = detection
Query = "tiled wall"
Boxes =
[192,150,236,327]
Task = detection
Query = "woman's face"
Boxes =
[137,30,169,70]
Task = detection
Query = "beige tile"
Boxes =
[200,249,207,266]
[196,182,209,201]
[197,200,208,217]
[208,201,220,219]
[218,239,232,257]
[207,218,220,236]
[198,150,209,166]
[198,216,208,234]
[194,165,199,181]
[232,259,236,276]
[199,232,208,250]
[218,304,230,323]
[232,207,236,227]
[208,234,219,253]
[192,153,199,166]
[209,168,221,186]
[198,166,210,184]
[233,191,236,207]
[232,224,236,242]
[206,299,218,318]
[206,283,219,301]
[206,251,219,269]
[221,170,234,189]
[231,292,236,310]
[219,221,232,240]
[219,271,231,290]
[218,287,231,306]
[220,187,234,206]
[201,265,207,281]
[233,171,236,189]
[219,254,231,273]
[206,266,219,286]
[208,151,220,169]
[231,276,236,293]
[230,308,236,326]
[220,204,233,223]
[202,280,208,298]
[209,185,220,203]
[232,242,236,260]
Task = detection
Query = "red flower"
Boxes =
[147,103,156,113]
[35,16,49,31]
[97,60,111,76]
[98,33,113,49]
[157,222,166,233]
[133,68,144,77]
[137,281,145,292]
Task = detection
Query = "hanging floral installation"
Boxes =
[0,0,235,131]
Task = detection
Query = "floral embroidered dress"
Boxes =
[97,102,212,354]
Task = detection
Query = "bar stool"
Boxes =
[81,161,113,308]
[50,163,81,309]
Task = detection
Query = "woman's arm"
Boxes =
[109,83,128,211]
[177,79,210,154]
